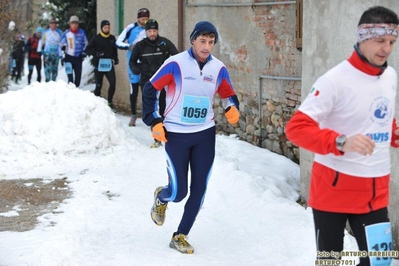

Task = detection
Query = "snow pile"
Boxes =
[0,80,127,174]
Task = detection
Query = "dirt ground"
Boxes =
[0,178,72,232]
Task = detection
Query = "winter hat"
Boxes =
[189,21,219,44]
[101,20,110,29]
[49,18,57,24]
[145,19,158,30]
[69,15,79,23]
[36,27,43,33]
[137,8,150,18]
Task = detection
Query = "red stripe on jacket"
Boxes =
[286,111,396,213]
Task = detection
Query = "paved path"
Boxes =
[0,178,71,231]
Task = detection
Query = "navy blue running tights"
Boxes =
[158,126,216,235]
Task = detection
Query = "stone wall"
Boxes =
[213,3,302,163]
[215,77,301,164]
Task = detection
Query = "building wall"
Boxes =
[302,0,399,248]
[195,2,302,160]
[97,0,302,162]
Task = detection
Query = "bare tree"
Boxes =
[0,0,24,93]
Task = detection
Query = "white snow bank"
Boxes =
[0,80,127,176]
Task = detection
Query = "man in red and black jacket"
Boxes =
[25,27,43,84]
[286,6,399,266]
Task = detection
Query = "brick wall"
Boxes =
[214,3,302,163]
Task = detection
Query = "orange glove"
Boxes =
[152,122,167,142]
[225,106,240,124]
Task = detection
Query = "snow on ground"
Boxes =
[0,58,397,266]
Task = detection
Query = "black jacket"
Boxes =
[11,40,25,59]
[129,35,178,86]
[85,32,118,68]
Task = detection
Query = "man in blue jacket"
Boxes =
[60,15,88,87]
[116,8,149,126]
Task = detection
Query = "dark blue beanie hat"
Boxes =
[189,21,218,44]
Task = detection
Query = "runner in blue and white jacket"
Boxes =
[116,7,149,126]
[143,21,240,254]
[38,18,63,82]
[60,15,88,87]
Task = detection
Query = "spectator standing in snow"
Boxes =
[116,7,149,126]
[143,21,240,254]
[129,19,178,146]
[85,20,119,109]
[38,18,63,82]
[60,15,88,87]
[286,6,399,266]
[11,32,25,84]
[25,27,43,84]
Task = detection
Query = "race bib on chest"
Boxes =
[47,44,58,53]
[365,222,393,266]
[98,58,112,72]
[65,62,73,74]
[180,95,210,124]
[11,59,16,68]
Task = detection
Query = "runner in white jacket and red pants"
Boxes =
[286,6,399,266]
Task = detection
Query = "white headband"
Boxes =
[357,23,399,43]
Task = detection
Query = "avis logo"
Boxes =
[366,132,389,143]
[374,104,388,119]
[369,97,391,126]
